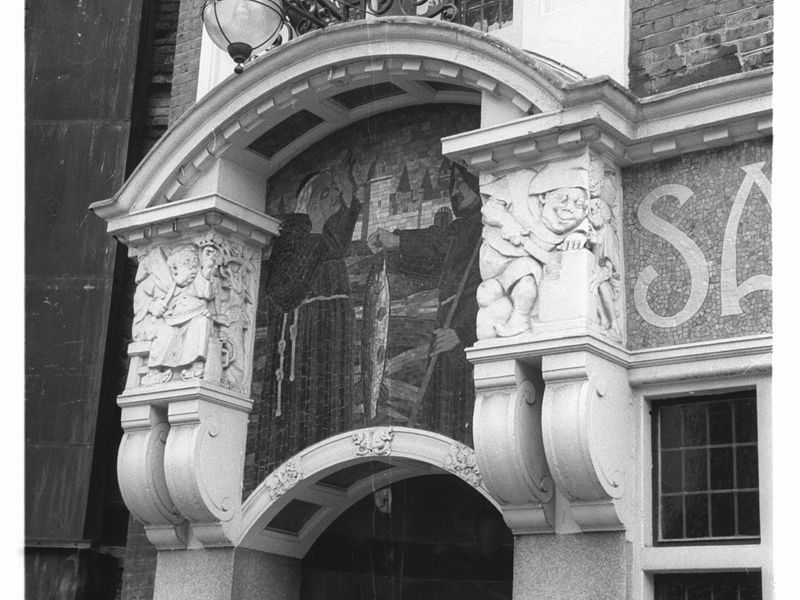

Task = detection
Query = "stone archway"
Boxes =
[87,15,658,600]
[236,427,493,557]
[92,16,580,557]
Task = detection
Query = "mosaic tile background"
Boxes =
[623,139,772,350]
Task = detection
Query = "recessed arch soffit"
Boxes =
[93,17,579,220]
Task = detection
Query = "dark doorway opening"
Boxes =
[300,474,513,600]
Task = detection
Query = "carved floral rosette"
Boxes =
[129,231,260,394]
[353,427,394,457]
[442,443,482,487]
[265,460,304,501]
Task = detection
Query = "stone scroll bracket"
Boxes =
[540,350,634,532]
[104,190,281,550]
[469,345,635,536]
[472,358,556,535]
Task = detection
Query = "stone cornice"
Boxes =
[118,380,254,413]
[443,68,772,168]
[105,194,281,249]
[467,334,772,385]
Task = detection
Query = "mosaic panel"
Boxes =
[245,105,482,492]
[623,139,772,350]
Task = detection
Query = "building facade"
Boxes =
[25,0,773,598]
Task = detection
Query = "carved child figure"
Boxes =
[477,165,590,338]
[586,164,622,339]
[145,242,219,383]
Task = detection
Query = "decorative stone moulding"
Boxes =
[100,193,281,549]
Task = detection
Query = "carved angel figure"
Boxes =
[477,163,591,338]
[137,242,219,384]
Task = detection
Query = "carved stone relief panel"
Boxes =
[476,152,624,343]
[129,231,260,394]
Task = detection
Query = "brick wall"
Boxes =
[629,0,773,96]
[143,0,179,155]
[169,0,204,125]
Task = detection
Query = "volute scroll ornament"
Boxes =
[540,352,633,532]
[472,363,555,534]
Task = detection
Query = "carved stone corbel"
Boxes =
[117,403,187,549]
[540,350,632,531]
[472,359,555,534]
[163,389,252,546]
[107,196,280,549]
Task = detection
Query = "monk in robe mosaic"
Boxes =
[255,151,360,466]
[367,163,482,444]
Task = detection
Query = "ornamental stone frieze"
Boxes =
[99,192,280,549]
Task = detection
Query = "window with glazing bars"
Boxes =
[653,391,759,543]
[654,571,762,600]
[459,0,513,32]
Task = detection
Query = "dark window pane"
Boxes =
[686,580,713,600]
[684,449,707,491]
[685,494,709,538]
[661,495,684,539]
[661,450,682,493]
[710,447,734,490]
[658,581,685,600]
[708,402,733,444]
[714,580,738,600]
[710,493,735,536]
[683,404,707,445]
[736,445,759,489]
[734,398,758,443]
[738,491,760,536]
[740,572,763,600]
[654,572,762,600]
[660,405,682,448]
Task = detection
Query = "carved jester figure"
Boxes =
[476,156,623,340]
[477,161,591,338]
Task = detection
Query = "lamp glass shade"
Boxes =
[202,0,284,52]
